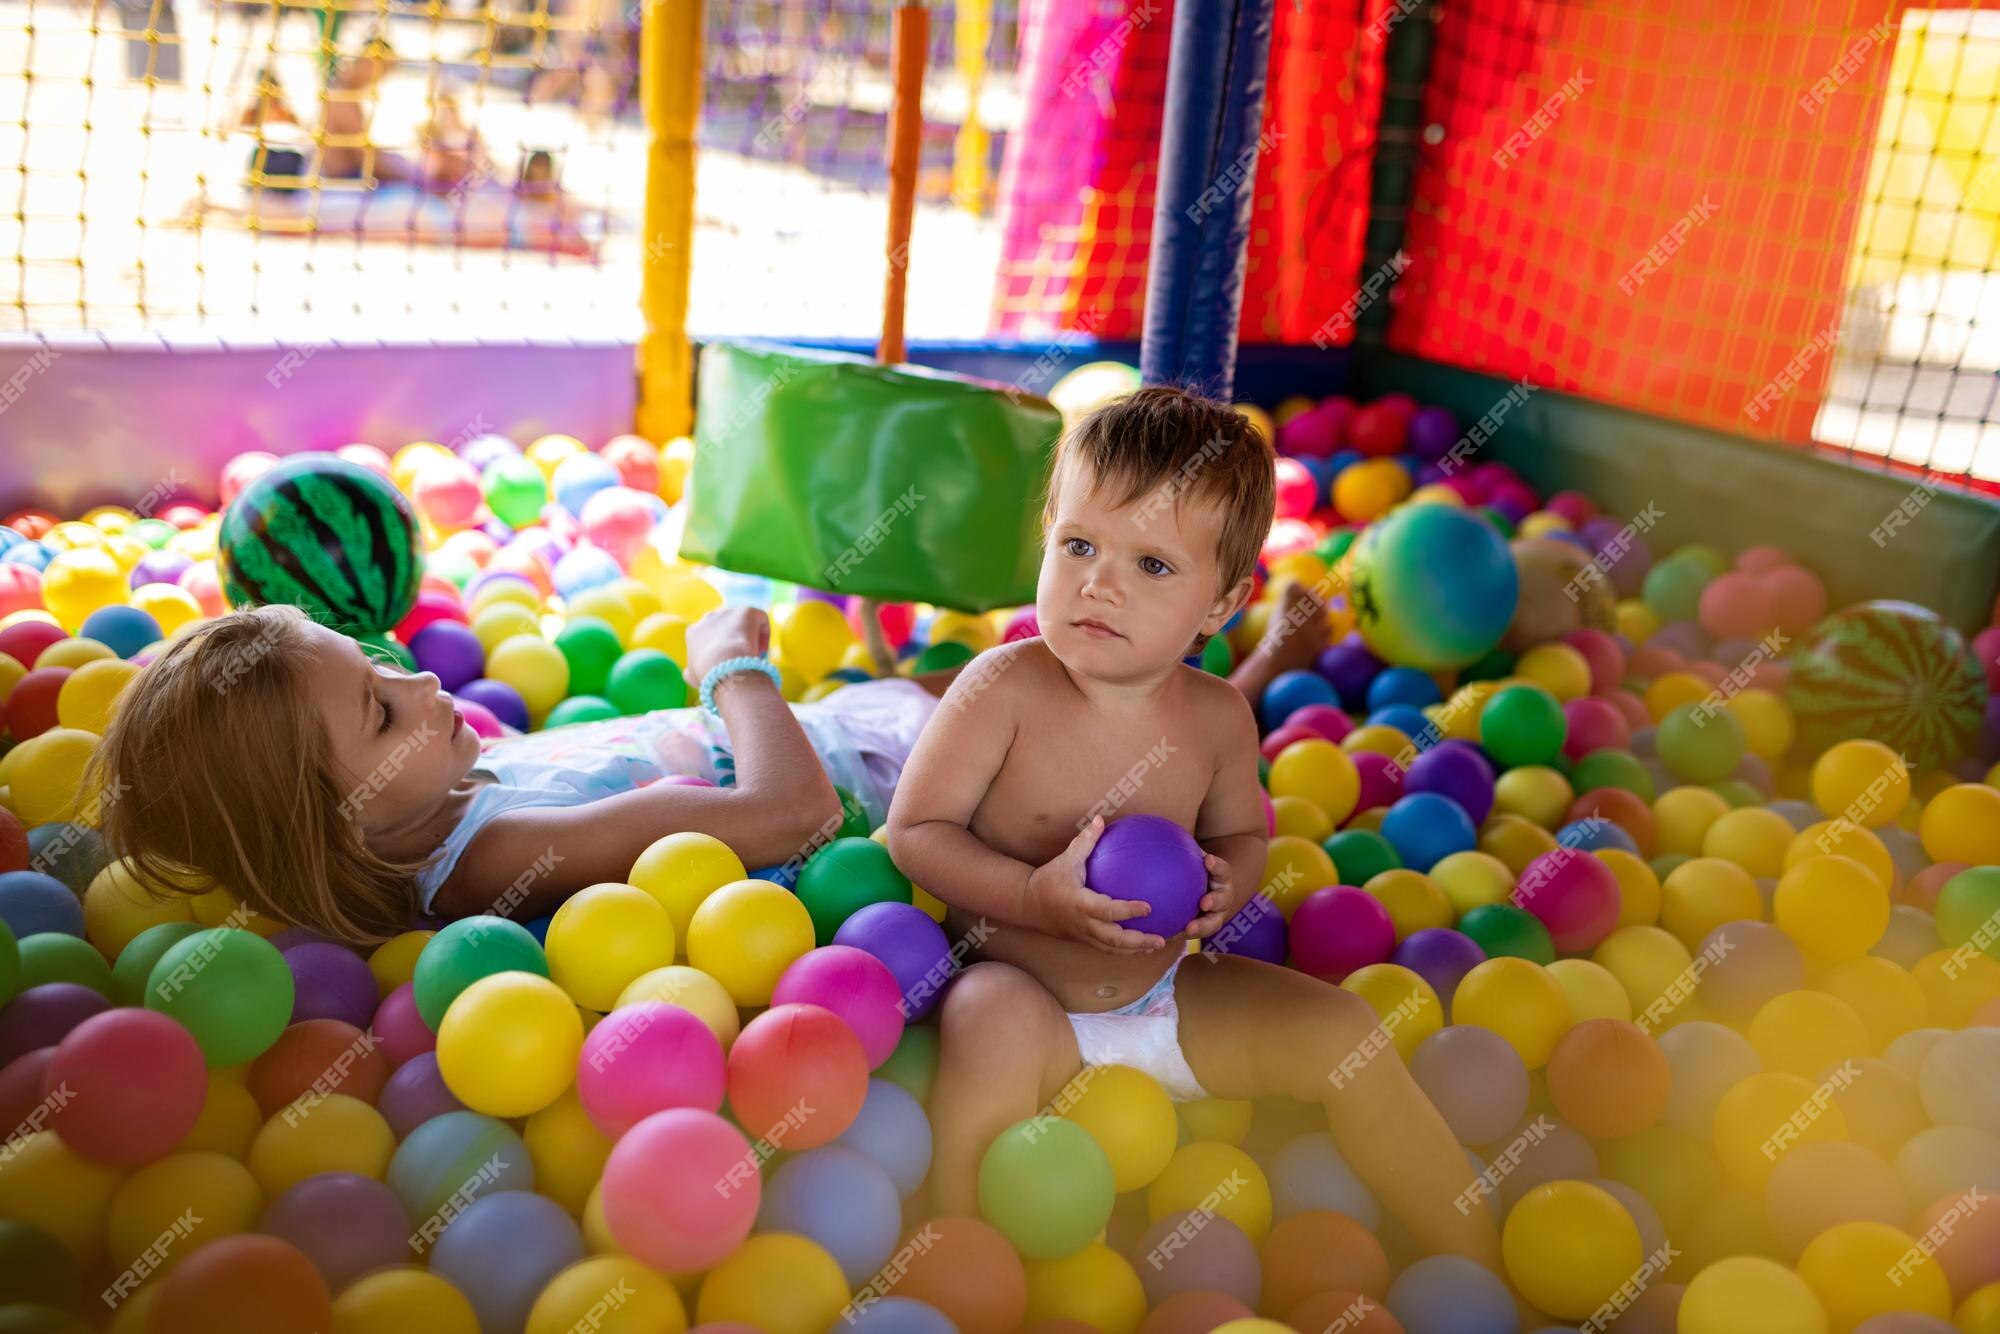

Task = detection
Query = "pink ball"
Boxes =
[0,566,42,619]
[1347,402,1407,457]
[393,589,468,644]
[1273,458,1318,520]
[179,560,226,617]
[372,984,435,1067]
[1560,628,1626,695]
[1285,703,1354,745]
[1698,572,1777,642]
[411,459,484,529]
[577,1003,726,1138]
[601,1108,760,1272]
[1276,398,1350,458]
[1259,723,1321,764]
[1512,848,1620,953]
[1488,479,1542,515]
[335,444,395,481]
[219,451,279,506]
[1352,749,1406,816]
[1289,887,1395,982]
[1562,698,1630,760]
[852,600,915,650]
[1002,609,1040,643]
[1260,789,1275,836]
[578,487,660,568]
[1734,545,1793,575]
[46,1008,207,1165]
[1976,627,2000,694]
[456,699,504,739]
[1263,518,1319,560]
[601,436,661,493]
[770,946,906,1069]
[1545,491,1598,528]
[1759,565,1827,637]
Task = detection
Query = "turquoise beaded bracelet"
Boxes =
[699,655,783,713]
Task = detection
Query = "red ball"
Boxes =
[1277,398,1351,458]
[247,1018,391,1118]
[1512,847,1621,952]
[1285,703,1354,745]
[1545,491,1598,527]
[1697,572,1777,642]
[0,623,68,670]
[1351,749,1406,815]
[159,504,210,530]
[1605,689,1653,733]
[5,511,56,540]
[1560,628,1626,695]
[1138,1291,1255,1334]
[0,1048,56,1133]
[153,1234,331,1334]
[4,666,71,739]
[1734,545,1793,575]
[1973,626,2000,694]
[1757,564,1827,637]
[45,1008,207,1164]
[1903,861,1967,913]
[1913,1187,2000,1300]
[0,566,41,619]
[725,1003,867,1150]
[0,808,26,874]
[601,436,662,493]
[1347,403,1407,457]
[1274,458,1319,520]
[770,946,906,1069]
[1260,723,1321,764]
[393,588,469,644]
[1568,787,1657,858]
[219,452,280,506]
[1561,698,1631,760]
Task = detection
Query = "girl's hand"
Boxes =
[1182,853,1237,939]
[686,607,772,686]
[1024,817,1167,954]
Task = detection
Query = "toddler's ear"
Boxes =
[1201,575,1256,638]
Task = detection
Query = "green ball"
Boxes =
[1257,754,1271,788]
[1316,529,1357,565]
[1478,506,1517,538]
[1456,903,1555,964]
[144,928,295,1067]
[545,695,621,728]
[876,1024,938,1103]
[1657,702,1744,784]
[1461,644,1517,683]
[976,1116,1116,1260]
[607,649,686,715]
[1709,779,1764,809]
[130,518,178,550]
[411,916,549,1031]
[1478,685,1567,770]
[0,919,16,1009]
[1937,866,2000,961]
[356,632,416,671]
[112,922,204,1006]
[1641,556,1710,623]
[833,785,873,840]
[483,457,548,529]
[795,838,912,946]
[429,549,479,590]
[1200,635,1234,676]
[0,1301,86,1334]
[1650,853,1692,882]
[1570,749,1655,802]
[555,617,624,697]
[1323,829,1402,886]
[17,934,113,999]
[1675,544,1730,581]
[915,641,975,673]
[0,1220,76,1310]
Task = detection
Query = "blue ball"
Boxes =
[1369,704,1436,745]
[1261,669,1340,731]
[519,913,554,945]
[833,1078,933,1198]
[760,1145,901,1287]
[549,453,621,517]
[77,605,162,659]
[386,1112,535,1223]
[551,546,624,601]
[428,1190,584,1334]
[1379,793,1478,872]
[1766,799,1820,832]
[22,824,111,896]
[749,863,800,889]
[0,543,51,571]
[1367,666,1444,713]
[1386,1253,1519,1334]
[845,1298,960,1334]
[1269,1132,1381,1227]
[0,528,20,553]
[1557,818,1637,855]
[1405,742,1497,825]
[0,872,86,939]
[1326,449,1364,477]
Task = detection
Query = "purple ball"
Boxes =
[267,928,341,954]
[457,433,522,473]
[798,588,852,611]
[833,903,953,1021]
[1406,406,1460,460]
[1648,620,1710,660]
[377,1052,469,1139]
[1136,1211,1261,1308]
[1608,533,1655,597]
[1289,887,1394,982]
[1414,462,1448,488]
[0,984,111,1066]
[1404,743,1496,825]
[1984,694,2000,758]
[1316,635,1385,712]
[1202,895,1287,964]
[1084,814,1206,937]
[455,678,529,731]
[1391,929,1488,1015]
[284,943,378,1029]
[1578,516,1624,551]
[129,550,193,589]
[1489,493,1533,525]
[410,621,487,692]
[261,1172,411,1290]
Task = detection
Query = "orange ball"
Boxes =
[1256,1209,1389,1318]
[153,1234,332,1334]
[1544,1018,1672,1140]
[1913,1187,2000,1302]
[1136,1291,1255,1334]
[247,1018,390,1118]
[1568,787,1658,858]
[892,1217,1027,1334]
[1283,1290,1406,1333]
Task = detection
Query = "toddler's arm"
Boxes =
[1184,677,1270,937]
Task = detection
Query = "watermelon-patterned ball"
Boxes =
[218,453,425,635]
[1785,600,1989,769]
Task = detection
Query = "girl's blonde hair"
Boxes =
[92,605,425,944]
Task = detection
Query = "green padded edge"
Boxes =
[1355,352,2000,634]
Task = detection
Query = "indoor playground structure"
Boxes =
[5,0,2000,1332]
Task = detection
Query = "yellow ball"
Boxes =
[567,587,638,643]
[84,858,197,956]
[1177,1098,1253,1146]
[1773,855,1890,962]
[1784,822,1895,892]
[7,727,100,826]
[658,575,723,624]
[1023,1243,1147,1334]
[1646,671,1714,722]
[368,931,435,999]
[1269,794,1333,843]
[610,577,662,624]
[1431,850,1515,917]
[486,634,570,722]
[1333,457,1412,523]
[41,548,126,630]
[695,1232,849,1334]
[1653,786,1732,857]
[1267,739,1360,826]
[1479,814,1559,877]
[1958,1282,2000,1334]
[1407,483,1465,509]
[527,1255,685,1334]
[1819,957,1928,1049]
[1260,836,1338,918]
[1810,740,1909,828]
[470,578,542,616]
[1441,683,1498,739]
[1593,926,1697,1031]
[546,882,676,1011]
[930,608,997,653]
[104,1150,263,1283]
[37,636,115,669]
[0,1131,122,1267]
[658,437,695,504]
[1452,957,1572,1068]
[1797,1220,1952,1328]
[774,600,855,684]
[435,972,584,1118]
[247,1093,395,1195]
[1911,947,2000,1027]
[1341,723,1411,759]
[0,654,24,708]
[1714,1071,1848,1189]
[1615,598,1662,644]
[627,831,748,950]
[127,584,203,638]
[1677,1256,1829,1334]
[1702,807,1796,878]
[1501,1180,1645,1320]
[630,612,689,666]
[1546,958,1634,1023]
[1345,807,1389,835]
[1341,962,1442,1059]
[1597,848,1661,928]
[189,884,285,936]
[526,433,587,480]
[1660,858,1763,951]
[394,441,455,489]
[614,964,741,1049]
[1748,989,1873,1077]
[523,1088,615,1217]
[1516,643,1593,702]
[1493,766,1574,829]
[471,603,541,654]
[107,1282,162,1334]
[1361,869,1453,939]
[1058,1063,1178,1193]
[685,879,815,1007]
[1920,782,2000,865]
[1726,688,1796,762]
[177,1073,263,1159]
[332,1268,482,1334]
[1147,1141,1272,1244]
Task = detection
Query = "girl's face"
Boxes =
[302,623,482,834]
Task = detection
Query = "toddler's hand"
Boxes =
[1026,817,1168,954]
[686,607,772,686]
[1182,853,1237,940]
[1257,578,1332,675]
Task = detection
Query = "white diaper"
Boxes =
[1067,955,1210,1102]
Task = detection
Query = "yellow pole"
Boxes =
[953,0,992,215]
[636,0,701,442]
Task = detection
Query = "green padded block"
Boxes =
[1356,353,2000,633]
[681,341,1061,612]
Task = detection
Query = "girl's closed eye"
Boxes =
[378,696,395,733]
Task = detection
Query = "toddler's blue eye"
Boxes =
[1065,537,1093,557]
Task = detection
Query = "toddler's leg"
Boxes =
[1175,954,1502,1269]
[927,961,1084,1214]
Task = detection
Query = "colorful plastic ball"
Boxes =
[526,1256,685,1334]
[978,1116,1116,1261]
[42,1007,205,1164]
[370,984,432,1069]
[39,549,125,632]
[1715,1070,1849,1189]
[1762,1139,1915,1263]
[761,1144,902,1286]
[1768,853,1890,962]
[483,457,549,529]
[1260,669,1340,731]
[726,1002,868,1149]
[1919,783,2000,866]
[1810,739,1910,828]
[1700,805,1794,878]
[1347,504,1516,669]
[386,1110,532,1223]
[1452,957,1571,1068]
[1569,787,1657,855]
[1268,739,1361,826]
[543,882,675,1011]
[771,945,906,1069]
[455,677,528,729]
[1797,1221,1952,1328]
[1321,829,1399,889]
[246,1091,395,1196]
[282,942,377,1029]
[1785,821,1896,892]
[1937,866,2000,964]
[1657,701,1745,785]
[1513,846,1622,952]
[0,875,78,947]
[1480,684,1567,770]
[0,984,108,1068]
[147,1234,329,1334]
[1384,1254,1519,1334]
[0,623,65,673]
[885,1217,1026,1334]
[435,970,581,1118]
[1342,962,1442,1058]
[830,1077,932,1199]
[1677,1256,1830,1334]
[1543,1017,1671,1139]
[1910,1185,2000,1302]
[1333,457,1413,524]
[1387,928,1486,1015]
[1747,988,1871,1078]
[143,927,293,1067]
[1288,887,1395,982]
[1657,856,1761,950]
[259,1172,410,1292]
[411,915,549,1030]
[833,902,953,1021]
[1690,919,1804,1027]
[68,606,156,662]
[696,1232,851,1334]
[1147,1141,1272,1249]
[1457,903,1556,964]
[485,634,570,721]
[375,1052,466,1139]
[1265,1132,1380,1228]
[795,838,914,947]
[624,832,745,948]
[684,879,813,1008]
[428,1189,586,1334]
[606,648,686,714]
[16,932,111,997]
[1372,793,1474,875]
[1917,1027,2000,1137]
[0,729,96,823]
[1360,868,1453,940]
[573,999,721,1140]
[1501,1180,1644,1320]
[407,621,485,693]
